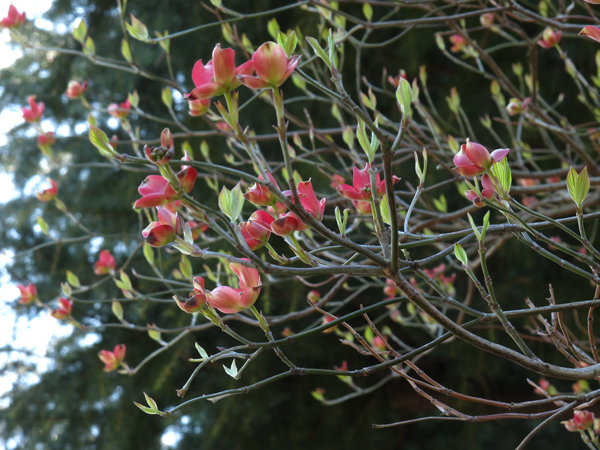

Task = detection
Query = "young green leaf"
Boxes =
[267,18,280,40]
[37,216,49,235]
[306,37,332,70]
[126,14,149,42]
[356,118,374,162]
[112,301,124,321]
[566,166,590,210]
[66,270,80,288]
[161,87,173,109]
[363,3,373,21]
[396,78,413,118]
[72,19,87,43]
[380,194,391,225]
[467,213,482,242]
[454,243,468,265]
[121,39,132,62]
[89,126,117,157]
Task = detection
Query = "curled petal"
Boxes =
[490,148,510,164]
[581,26,600,43]
[230,261,261,290]
[192,60,214,87]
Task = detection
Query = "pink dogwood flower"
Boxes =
[238,42,300,89]
[36,179,58,202]
[98,344,126,372]
[297,180,326,222]
[38,132,55,147]
[51,298,73,320]
[144,128,174,165]
[453,140,509,177]
[94,250,116,275]
[449,35,467,53]
[17,283,38,305]
[185,44,254,100]
[0,5,25,28]
[188,98,211,116]
[562,410,595,432]
[22,95,44,122]
[204,260,262,314]
[65,81,87,99]
[108,98,131,119]
[336,164,399,202]
[142,206,183,247]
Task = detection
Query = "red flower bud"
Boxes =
[538,27,561,48]
[244,173,281,207]
[239,42,300,89]
[65,81,87,99]
[108,98,131,119]
[22,95,44,122]
[1,5,25,28]
[98,344,126,372]
[17,283,37,305]
[36,179,58,202]
[51,298,73,320]
[453,140,509,177]
[94,250,116,275]
[188,98,211,116]
[336,163,399,202]
[142,206,183,247]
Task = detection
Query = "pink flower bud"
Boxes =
[336,163,400,202]
[239,42,300,89]
[298,180,326,222]
[538,27,561,48]
[142,206,184,247]
[51,298,73,320]
[188,98,211,116]
[353,200,372,215]
[480,13,494,27]
[94,250,116,275]
[36,179,58,202]
[98,344,126,372]
[321,316,338,333]
[307,290,321,302]
[240,210,274,251]
[562,410,595,432]
[22,96,45,122]
[334,360,348,372]
[0,5,25,28]
[453,140,509,177]
[271,214,300,236]
[65,81,87,99]
[449,35,467,53]
[176,278,207,313]
[38,132,55,147]
[372,336,387,351]
[244,173,281,206]
[108,98,131,119]
[17,283,37,305]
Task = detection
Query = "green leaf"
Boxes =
[72,19,87,43]
[356,118,374,162]
[134,393,163,415]
[210,0,222,6]
[148,326,161,343]
[306,37,331,70]
[195,343,209,360]
[121,39,132,62]
[335,207,349,236]
[481,211,491,241]
[291,74,306,90]
[432,195,447,213]
[126,14,149,42]
[143,242,154,267]
[342,125,354,150]
[83,36,95,56]
[327,29,336,70]
[223,360,238,378]
[66,270,80,288]
[112,301,124,321]
[567,166,590,210]
[285,30,297,57]
[454,243,468,265]
[380,194,391,225]
[161,87,173,109]
[128,90,139,108]
[448,135,459,153]
[87,113,97,127]
[467,213,482,242]
[115,270,133,291]
[89,126,117,157]
[396,78,413,118]
[218,183,244,222]
[363,3,373,21]
[37,216,49,235]
[179,255,193,281]
[491,157,512,192]
[267,18,280,40]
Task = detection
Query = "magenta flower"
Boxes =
[239,210,275,251]
[298,180,326,222]
[465,174,495,207]
[271,214,301,236]
[238,42,300,89]
[142,206,183,247]
[94,250,116,275]
[453,140,509,177]
[244,172,280,206]
[22,96,44,122]
[205,261,262,314]
[538,27,561,48]
[336,164,399,202]
[0,5,25,28]
[51,298,73,320]
[65,81,87,100]
[98,344,126,372]
[17,283,37,305]
[580,26,600,43]
[185,44,254,100]
[36,179,58,202]
[108,98,131,119]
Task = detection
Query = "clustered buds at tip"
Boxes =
[238,41,300,89]
[98,344,126,372]
[449,35,467,53]
[51,298,73,320]
[336,163,399,202]
[134,157,197,209]
[22,95,45,123]
[36,179,58,202]
[538,27,561,48]
[65,81,87,99]
[17,283,38,305]
[108,98,131,119]
[453,140,509,177]
[94,250,116,275]
[1,5,26,28]
[465,174,495,207]
[143,128,175,165]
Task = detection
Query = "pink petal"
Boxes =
[187,83,225,100]
[463,141,490,168]
[281,55,301,84]
[207,286,245,314]
[252,42,288,86]
[490,148,510,164]
[336,184,368,201]
[212,45,236,88]
[231,261,261,290]
[581,26,600,43]
[453,165,485,177]
[238,75,272,90]
[353,164,372,190]
[453,150,473,167]
[235,60,255,76]
[138,175,168,196]
[191,59,214,87]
